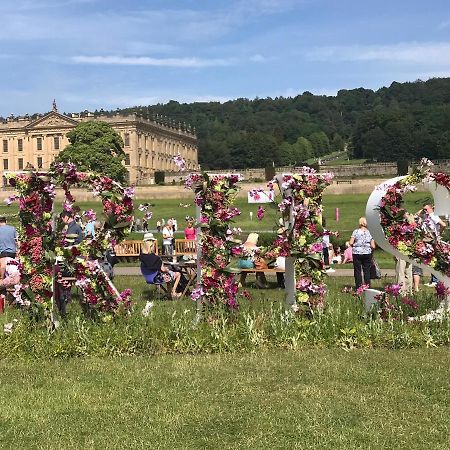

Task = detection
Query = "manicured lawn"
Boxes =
[1,349,450,449]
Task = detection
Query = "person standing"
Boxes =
[142,216,148,232]
[60,211,83,245]
[162,219,174,255]
[0,217,17,279]
[184,220,196,240]
[421,203,446,287]
[156,220,161,233]
[349,217,376,289]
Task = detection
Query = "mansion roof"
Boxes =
[0,110,197,142]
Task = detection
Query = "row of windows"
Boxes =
[3,157,43,170]
[2,137,60,152]
[2,155,191,171]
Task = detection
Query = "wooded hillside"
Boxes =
[118,78,450,169]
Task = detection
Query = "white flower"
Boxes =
[142,301,154,317]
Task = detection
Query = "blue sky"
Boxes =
[1,0,450,116]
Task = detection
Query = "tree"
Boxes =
[292,137,313,163]
[309,131,330,156]
[55,121,127,182]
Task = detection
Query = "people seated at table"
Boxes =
[140,233,162,272]
[161,266,182,298]
[238,233,268,289]
[140,233,186,298]
[331,246,342,264]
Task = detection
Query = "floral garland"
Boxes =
[7,163,134,320]
[186,172,241,309]
[378,159,450,278]
[251,168,334,311]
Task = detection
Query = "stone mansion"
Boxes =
[0,104,198,185]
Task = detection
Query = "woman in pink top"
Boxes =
[184,220,196,240]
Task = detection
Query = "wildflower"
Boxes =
[401,297,419,310]
[355,284,369,295]
[384,283,402,297]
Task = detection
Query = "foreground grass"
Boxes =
[1,349,449,449]
[0,276,447,358]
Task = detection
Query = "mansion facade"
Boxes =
[0,105,198,185]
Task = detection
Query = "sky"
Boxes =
[1,0,450,116]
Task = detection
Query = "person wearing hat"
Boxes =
[140,233,184,298]
[238,233,269,289]
[140,233,162,272]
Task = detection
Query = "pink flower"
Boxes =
[384,284,402,297]
[355,284,369,295]
[191,286,204,301]
[256,206,265,220]
[173,153,186,171]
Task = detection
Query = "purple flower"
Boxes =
[43,184,56,198]
[401,297,419,310]
[124,187,135,198]
[4,195,18,206]
[191,286,204,301]
[256,206,265,220]
[173,153,186,171]
[63,200,73,212]
[355,284,369,295]
[384,284,402,297]
[435,281,450,299]
[84,209,97,221]
[249,189,263,200]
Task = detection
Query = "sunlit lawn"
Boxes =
[1,348,450,449]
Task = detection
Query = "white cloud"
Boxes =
[306,42,450,65]
[249,54,267,62]
[437,20,450,30]
[70,55,237,68]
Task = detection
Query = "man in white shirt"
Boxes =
[162,219,174,255]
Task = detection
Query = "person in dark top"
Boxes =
[60,211,83,245]
[140,233,184,297]
[140,233,162,271]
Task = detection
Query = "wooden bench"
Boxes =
[174,239,196,257]
[114,240,160,258]
[336,180,352,185]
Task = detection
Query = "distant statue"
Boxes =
[52,99,58,112]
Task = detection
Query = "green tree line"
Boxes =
[118,78,450,169]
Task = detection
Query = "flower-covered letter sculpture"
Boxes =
[186,172,241,309]
[7,163,134,321]
[251,168,333,312]
[366,158,449,319]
